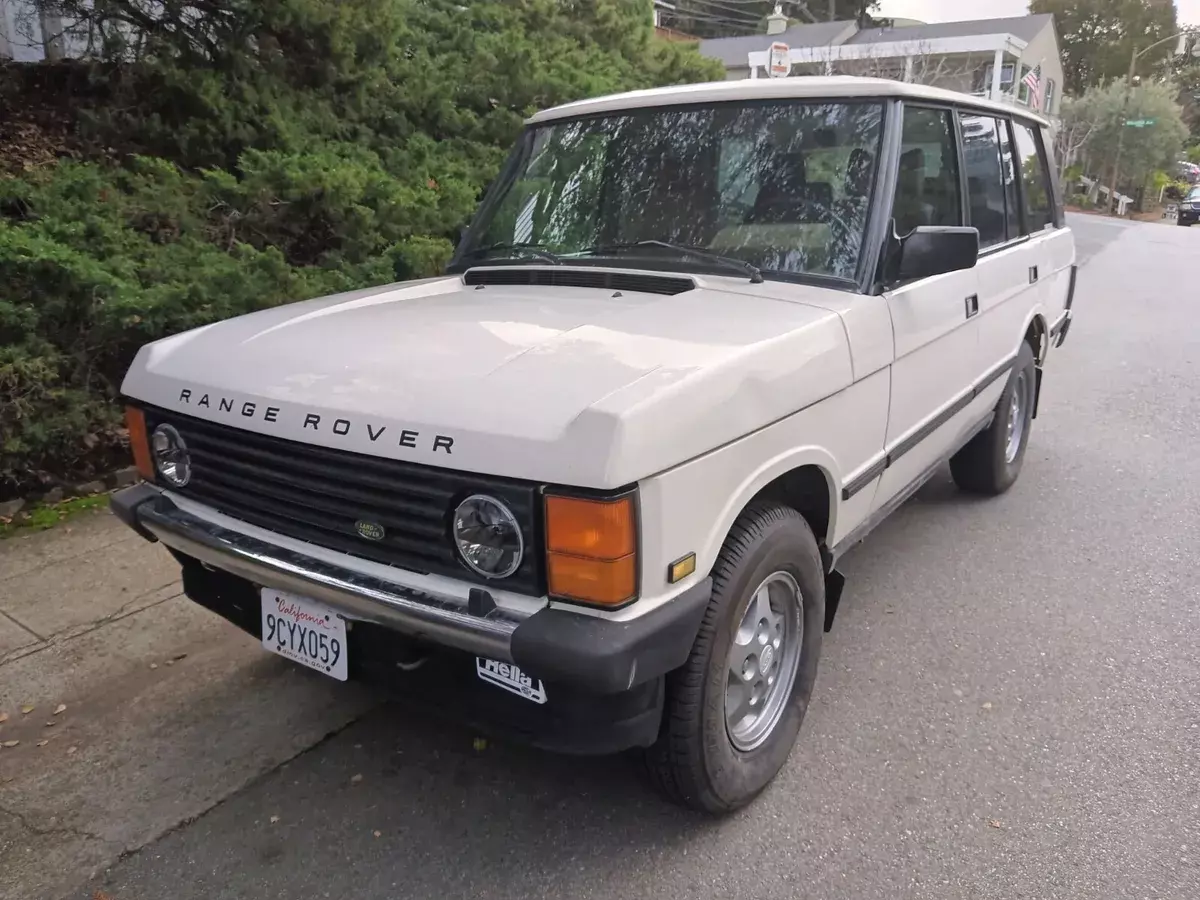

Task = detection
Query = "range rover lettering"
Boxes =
[111,77,1075,814]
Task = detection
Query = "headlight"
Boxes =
[151,424,191,487]
[453,494,523,579]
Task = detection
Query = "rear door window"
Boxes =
[1012,120,1055,233]
[958,113,1010,249]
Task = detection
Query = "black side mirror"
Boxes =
[895,225,979,281]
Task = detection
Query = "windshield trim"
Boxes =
[446,97,890,289]
[454,255,859,291]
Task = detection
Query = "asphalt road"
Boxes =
[78,215,1200,900]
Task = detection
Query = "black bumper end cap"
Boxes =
[511,577,713,695]
[109,483,161,542]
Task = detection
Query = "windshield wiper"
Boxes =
[579,240,763,284]
[462,241,562,265]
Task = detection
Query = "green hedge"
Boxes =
[0,0,722,497]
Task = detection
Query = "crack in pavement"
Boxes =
[0,800,122,851]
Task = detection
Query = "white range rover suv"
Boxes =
[111,77,1075,814]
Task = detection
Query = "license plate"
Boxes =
[261,589,348,681]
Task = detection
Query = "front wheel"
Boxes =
[645,503,824,815]
[950,340,1036,495]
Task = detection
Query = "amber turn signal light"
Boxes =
[124,406,155,481]
[545,494,637,606]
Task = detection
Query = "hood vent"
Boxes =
[464,267,695,296]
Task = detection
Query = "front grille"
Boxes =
[143,407,545,595]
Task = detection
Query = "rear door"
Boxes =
[959,111,1032,398]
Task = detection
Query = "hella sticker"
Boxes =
[476,657,547,704]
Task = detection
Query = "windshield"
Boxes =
[1189,187,1200,200]
[455,101,885,282]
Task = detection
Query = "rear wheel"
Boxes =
[950,340,1036,495]
[646,503,824,815]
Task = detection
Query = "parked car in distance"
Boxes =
[109,76,1076,814]
[1178,185,1200,226]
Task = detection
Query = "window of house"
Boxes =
[1042,78,1056,114]
[958,113,1009,248]
[891,106,962,236]
[1012,120,1055,232]
[1017,65,1033,105]
[979,62,1015,95]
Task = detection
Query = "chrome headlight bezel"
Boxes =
[151,423,192,487]
[452,493,524,580]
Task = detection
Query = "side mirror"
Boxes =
[895,225,979,281]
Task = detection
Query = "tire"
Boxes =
[645,502,825,815]
[950,340,1036,495]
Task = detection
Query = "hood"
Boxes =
[122,268,853,488]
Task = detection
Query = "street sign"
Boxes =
[1124,118,1157,127]
[767,42,790,78]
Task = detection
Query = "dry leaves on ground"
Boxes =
[54,703,67,715]
[20,704,34,715]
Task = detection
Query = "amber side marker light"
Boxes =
[668,553,696,584]
[124,406,155,481]
[545,494,637,606]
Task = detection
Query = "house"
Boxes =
[699,14,1064,119]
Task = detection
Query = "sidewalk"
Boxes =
[0,508,378,900]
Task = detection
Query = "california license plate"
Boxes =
[261,588,348,681]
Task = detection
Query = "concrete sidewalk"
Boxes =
[0,508,379,900]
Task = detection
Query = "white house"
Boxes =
[699,14,1064,119]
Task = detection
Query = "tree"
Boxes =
[1055,93,1103,179]
[1061,79,1187,208]
[1028,0,1177,94]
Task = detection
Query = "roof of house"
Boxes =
[528,75,1050,127]
[699,21,857,66]
[845,14,1054,45]
[698,14,1055,66]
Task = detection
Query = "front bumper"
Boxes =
[1178,208,1199,225]
[112,485,711,696]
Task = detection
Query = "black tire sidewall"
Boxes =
[697,512,824,807]
[985,341,1037,490]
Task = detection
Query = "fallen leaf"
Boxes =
[2,740,19,748]
[94,890,115,900]
[172,653,187,662]
[44,721,56,728]
[350,773,363,785]
[20,704,34,715]
[66,745,78,755]
[37,740,49,747]
[0,712,8,723]
[165,659,175,666]
[982,702,993,710]
[149,663,158,670]
[473,737,487,752]
[373,830,382,838]
[987,818,1003,829]
[54,704,67,715]
[269,815,280,824]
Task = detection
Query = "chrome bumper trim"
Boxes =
[137,496,529,661]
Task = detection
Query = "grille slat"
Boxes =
[190,463,448,544]
[145,408,544,593]
[188,448,448,522]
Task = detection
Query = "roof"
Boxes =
[699,21,857,66]
[845,14,1054,45]
[697,14,1055,66]
[528,76,1050,127]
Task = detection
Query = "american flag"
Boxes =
[1022,63,1043,108]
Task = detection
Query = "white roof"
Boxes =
[528,76,1050,128]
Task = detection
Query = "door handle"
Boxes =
[1029,265,1039,283]
[964,294,979,319]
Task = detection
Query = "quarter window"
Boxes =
[958,113,1009,248]
[1012,121,1055,232]
[892,106,962,236]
